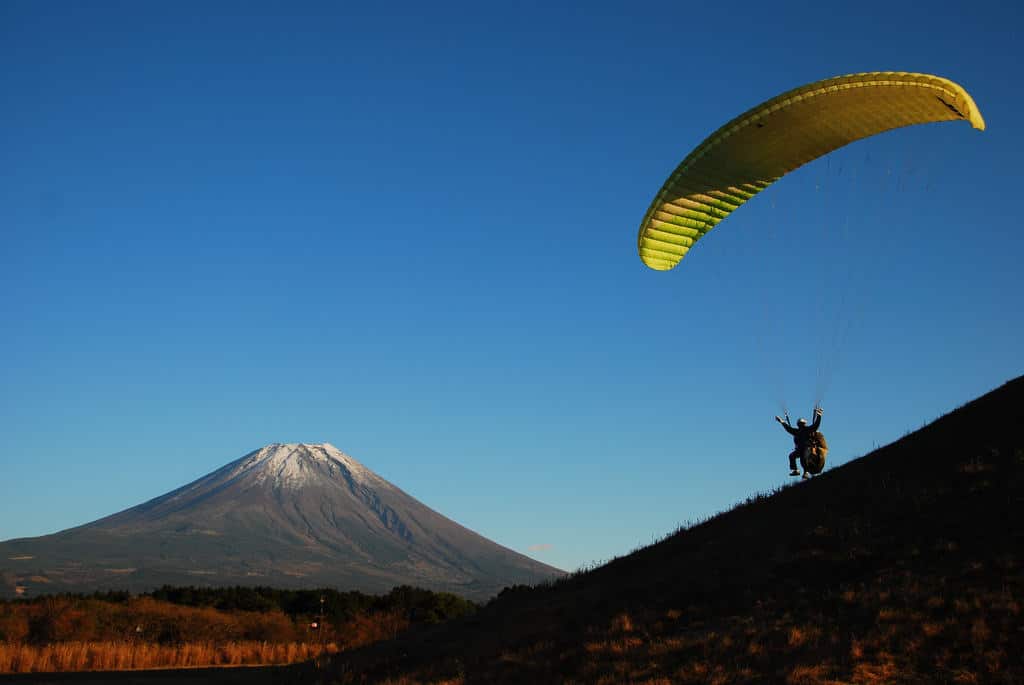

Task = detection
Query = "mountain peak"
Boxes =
[235,442,376,490]
[1,442,562,599]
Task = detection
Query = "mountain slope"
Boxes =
[332,376,1024,683]
[0,443,561,601]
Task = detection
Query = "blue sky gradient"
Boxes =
[2,1,1021,573]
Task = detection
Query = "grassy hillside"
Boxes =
[331,376,1024,684]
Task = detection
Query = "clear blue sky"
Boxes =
[2,1,1020,574]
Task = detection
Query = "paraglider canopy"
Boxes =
[637,71,985,271]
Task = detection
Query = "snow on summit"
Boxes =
[232,442,378,490]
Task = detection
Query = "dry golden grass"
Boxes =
[330,559,1023,685]
[786,664,830,684]
[0,640,337,673]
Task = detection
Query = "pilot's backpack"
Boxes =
[801,432,828,475]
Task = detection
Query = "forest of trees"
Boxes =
[0,585,476,645]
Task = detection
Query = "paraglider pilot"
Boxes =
[775,408,823,476]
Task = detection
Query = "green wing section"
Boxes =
[638,71,985,271]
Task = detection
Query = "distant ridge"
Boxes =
[330,376,1024,683]
[0,443,562,601]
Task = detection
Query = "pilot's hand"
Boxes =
[774,415,782,423]
[814,407,823,415]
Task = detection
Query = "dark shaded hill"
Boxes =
[331,376,1024,683]
[0,444,561,602]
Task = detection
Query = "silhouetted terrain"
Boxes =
[0,444,561,602]
[328,375,1024,683]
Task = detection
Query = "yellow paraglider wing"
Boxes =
[638,71,985,271]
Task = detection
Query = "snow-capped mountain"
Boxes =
[0,443,562,600]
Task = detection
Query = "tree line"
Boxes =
[0,585,477,646]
